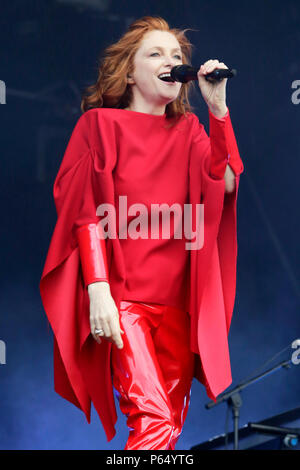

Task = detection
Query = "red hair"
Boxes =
[81,16,198,127]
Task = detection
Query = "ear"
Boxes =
[127,74,135,84]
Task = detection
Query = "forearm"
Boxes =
[75,223,110,291]
[224,163,237,193]
[208,107,244,190]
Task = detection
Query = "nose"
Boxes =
[163,55,178,68]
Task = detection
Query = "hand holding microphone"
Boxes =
[170,59,236,118]
[170,62,236,83]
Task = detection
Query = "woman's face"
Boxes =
[127,30,183,113]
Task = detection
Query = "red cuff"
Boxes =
[75,223,109,288]
[208,108,244,179]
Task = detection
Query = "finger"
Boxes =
[111,308,125,336]
[94,325,105,336]
[109,318,124,349]
[199,61,213,72]
[93,330,102,344]
[94,315,112,340]
[93,329,102,344]
[202,59,219,70]
[99,319,112,338]
[204,60,221,74]
[90,308,104,343]
[198,64,216,77]
[198,65,209,77]
[216,62,228,70]
[90,317,100,343]
[115,314,125,335]
[111,332,124,349]
[203,59,216,67]
[92,316,105,343]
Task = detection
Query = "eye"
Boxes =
[150,52,182,59]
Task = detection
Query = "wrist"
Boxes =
[88,281,110,295]
[209,105,228,119]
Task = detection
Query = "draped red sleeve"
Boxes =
[39,110,126,441]
[188,108,243,402]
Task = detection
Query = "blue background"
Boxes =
[0,0,299,449]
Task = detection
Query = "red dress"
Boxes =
[39,107,244,441]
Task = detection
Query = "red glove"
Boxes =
[208,108,244,180]
[75,223,109,288]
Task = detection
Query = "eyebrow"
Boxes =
[148,46,182,53]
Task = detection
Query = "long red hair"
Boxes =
[81,16,198,127]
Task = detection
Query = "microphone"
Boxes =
[170,64,237,83]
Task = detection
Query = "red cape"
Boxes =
[39,108,242,442]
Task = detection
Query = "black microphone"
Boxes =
[170,64,237,83]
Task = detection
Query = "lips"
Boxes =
[157,76,176,85]
[157,72,175,83]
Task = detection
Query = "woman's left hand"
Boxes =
[197,59,229,118]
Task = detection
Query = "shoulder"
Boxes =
[80,107,125,123]
[69,109,119,166]
[191,112,206,142]
[74,107,117,127]
[76,108,127,138]
[76,107,109,125]
[185,111,203,127]
[177,111,205,140]
[71,108,119,143]
[179,111,203,127]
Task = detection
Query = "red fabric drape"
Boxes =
[39,108,243,441]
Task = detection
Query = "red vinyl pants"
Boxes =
[111,300,195,450]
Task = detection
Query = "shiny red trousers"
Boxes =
[111,300,195,450]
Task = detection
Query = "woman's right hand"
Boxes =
[88,281,124,348]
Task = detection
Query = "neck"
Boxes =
[124,103,166,116]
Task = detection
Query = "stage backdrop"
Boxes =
[0,0,299,450]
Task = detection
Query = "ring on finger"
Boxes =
[95,328,104,335]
